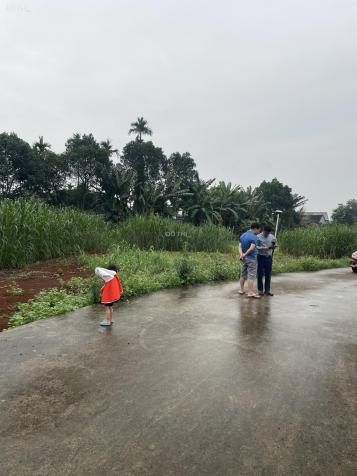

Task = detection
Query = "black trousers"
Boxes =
[257,255,272,293]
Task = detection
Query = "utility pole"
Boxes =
[274,210,283,238]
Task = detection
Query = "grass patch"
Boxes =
[113,214,234,252]
[8,248,348,328]
[9,287,91,327]
[272,253,348,273]
[279,224,357,259]
[82,246,240,300]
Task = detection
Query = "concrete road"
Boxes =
[1,268,357,476]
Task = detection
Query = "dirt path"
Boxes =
[0,259,90,331]
[1,268,356,475]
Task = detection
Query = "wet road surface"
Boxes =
[1,268,357,475]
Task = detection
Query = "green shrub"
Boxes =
[88,277,103,304]
[174,254,197,284]
[212,256,238,281]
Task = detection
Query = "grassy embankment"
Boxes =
[1,202,350,328]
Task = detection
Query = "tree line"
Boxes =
[332,199,357,225]
[0,117,307,230]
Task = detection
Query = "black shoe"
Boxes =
[265,292,274,296]
[258,291,264,296]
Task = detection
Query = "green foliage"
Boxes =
[63,133,116,209]
[9,289,91,327]
[212,256,237,280]
[121,140,167,214]
[31,136,68,201]
[174,254,197,284]
[82,246,240,300]
[0,197,113,268]
[279,224,357,259]
[128,117,153,141]
[166,152,198,189]
[255,178,306,228]
[0,132,34,196]
[272,253,348,273]
[0,123,308,230]
[113,214,234,252]
[332,199,357,225]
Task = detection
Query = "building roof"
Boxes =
[302,212,329,224]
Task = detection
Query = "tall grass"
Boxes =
[279,224,357,259]
[114,214,234,252]
[0,198,113,268]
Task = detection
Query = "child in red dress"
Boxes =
[95,264,123,327]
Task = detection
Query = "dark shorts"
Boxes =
[104,302,114,307]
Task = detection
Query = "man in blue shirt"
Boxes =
[238,222,261,298]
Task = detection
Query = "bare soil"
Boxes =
[0,259,90,331]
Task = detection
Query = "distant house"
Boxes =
[302,212,330,225]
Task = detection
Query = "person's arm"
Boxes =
[256,237,269,251]
[270,234,277,249]
[242,242,256,258]
[238,242,243,259]
[95,267,116,282]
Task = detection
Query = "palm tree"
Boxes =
[243,187,269,224]
[34,136,51,154]
[100,139,118,158]
[128,117,153,142]
[135,180,191,216]
[210,181,247,227]
[102,166,134,221]
[186,179,222,225]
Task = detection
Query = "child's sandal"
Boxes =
[100,320,112,327]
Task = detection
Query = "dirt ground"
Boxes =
[0,259,90,332]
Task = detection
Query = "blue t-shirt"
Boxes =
[239,230,257,260]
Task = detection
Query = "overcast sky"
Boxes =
[1,0,356,213]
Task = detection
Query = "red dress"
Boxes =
[95,267,123,304]
[101,274,123,304]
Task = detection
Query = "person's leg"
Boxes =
[239,261,247,294]
[239,277,246,293]
[105,306,111,323]
[109,306,113,323]
[264,256,273,294]
[257,255,264,294]
[262,255,267,291]
[247,278,254,295]
[247,259,259,298]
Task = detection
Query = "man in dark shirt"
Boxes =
[238,222,261,298]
